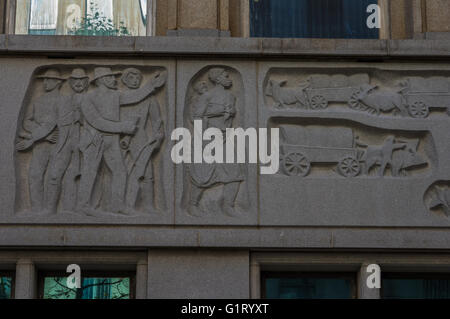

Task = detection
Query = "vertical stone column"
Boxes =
[378,0,391,39]
[135,259,148,299]
[250,260,260,299]
[357,263,381,299]
[0,0,5,33]
[412,0,425,37]
[15,259,37,299]
[5,0,16,34]
[390,0,412,39]
[166,0,230,37]
[423,0,450,39]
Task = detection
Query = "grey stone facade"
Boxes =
[1,36,450,299]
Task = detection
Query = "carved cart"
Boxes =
[304,74,369,109]
[402,77,450,118]
[279,126,361,177]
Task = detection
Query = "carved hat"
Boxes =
[69,68,89,80]
[91,67,122,82]
[37,69,66,81]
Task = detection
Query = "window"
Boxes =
[0,273,14,299]
[250,0,379,39]
[15,0,149,36]
[382,273,450,299]
[39,271,135,299]
[262,272,356,299]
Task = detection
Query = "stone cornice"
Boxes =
[0,35,450,59]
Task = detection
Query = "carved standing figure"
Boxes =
[189,68,244,217]
[77,67,166,215]
[120,68,165,212]
[45,68,89,214]
[16,69,64,212]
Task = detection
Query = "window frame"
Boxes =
[381,272,450,299]
[0,271,16,299]
[28,0,58,33]
[38,270,136,299]
[6,0,156,36]
[251,252,450,299]
[243,0,390,39]
[261,271,357,299]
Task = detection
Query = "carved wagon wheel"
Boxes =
[408,101,430,118]
[348,90,367,111]
[337,156,360,178]
[310,95,328,109]
[282,152,311,177]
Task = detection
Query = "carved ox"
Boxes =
[265,79,308,108]
[355,84,408,116]
[391,140,427,177]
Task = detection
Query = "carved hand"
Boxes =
[16,139,34,151]
[46,130,59,144]
[151,71,167,89]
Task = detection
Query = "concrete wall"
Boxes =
[147,250,249,298]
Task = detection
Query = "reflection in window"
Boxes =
[0,277,13,299]
[382,274,450,299]
[42,276,132,299]
[29,0,58,35]
[263,273,355,299]
[15,0,148,36]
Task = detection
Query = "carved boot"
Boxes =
[187,201,203,217]
[223,202,239,217]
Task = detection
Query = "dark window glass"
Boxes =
[0,275,13,299]
[250,0,379,39]
[263,272,356,299]
[40,273,134,299]
[382,274,450,299]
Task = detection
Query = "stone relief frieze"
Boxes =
[15,66,167,217]
[180,66,250,218]
[265,71,450,119]
[270,118,434,178]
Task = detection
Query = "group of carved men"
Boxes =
[17,67,166,215]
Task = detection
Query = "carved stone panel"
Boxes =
[175,61,258,225]
[273,118,433,179]
[258,62,450,227]
[264,69,450,119]
[12,62,175,224]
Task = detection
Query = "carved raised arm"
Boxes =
[81,98,137,135]
[120,71,167,106]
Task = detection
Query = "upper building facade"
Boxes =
[0,0,450,300]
